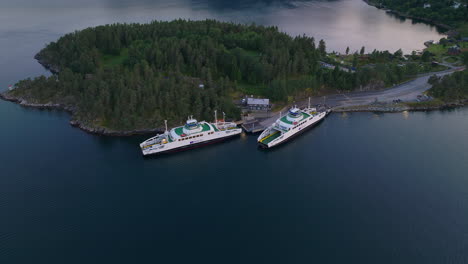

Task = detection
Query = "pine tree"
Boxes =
[360,46,365,55]
[318,39,326,57]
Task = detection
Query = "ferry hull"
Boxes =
[258,108,330,149]
[258,117,325,149]
[143,131,241,156]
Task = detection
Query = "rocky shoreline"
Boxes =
[333,101,467,113]
[0,92,163,136]
[34,53,60,74]
[4,89,466,136]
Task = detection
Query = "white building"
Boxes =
[245,98,271,111]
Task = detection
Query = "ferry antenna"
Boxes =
[214,110,217,126]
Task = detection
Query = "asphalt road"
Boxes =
[305,67,464,108]
[255,66,465,130]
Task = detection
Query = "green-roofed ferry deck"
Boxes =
[140,113,243,156]
[174,122,212,136]
[280,112,311,125]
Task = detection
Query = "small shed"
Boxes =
[245,98,271,111]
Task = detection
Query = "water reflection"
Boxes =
[402,110,409,120]
[190,0,308,10]
[240,131,249,141]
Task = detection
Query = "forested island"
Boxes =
[3,20,330,133]
[0,19,463,134]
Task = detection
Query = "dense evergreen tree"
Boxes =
[462,51,468,66]
[318,39,327,57]
[429,70,468,101]
[429,51,468,101]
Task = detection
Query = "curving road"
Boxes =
[304,66,464,109]
[250,66,465,131]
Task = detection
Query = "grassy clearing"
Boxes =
[102,48,129,67]
[420,63,449,73]
[426,44,447,58]
[445,56,458,63]
[404,99,445,108]
[460,42,468,49]
[237,82,266,96]
[242,49,261,57]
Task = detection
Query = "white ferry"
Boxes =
[258,101,330,148]
[140,111,242,156]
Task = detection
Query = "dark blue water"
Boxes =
[1,101,468,263]
[1,0,467,263]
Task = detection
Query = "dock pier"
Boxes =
[241,120,265,133]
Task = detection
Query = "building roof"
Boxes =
[247,98,270,105]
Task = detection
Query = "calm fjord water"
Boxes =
[1,0,468,263]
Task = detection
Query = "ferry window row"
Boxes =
[178,134,203,141]
[293,121,306,129]
[208,132,214,135]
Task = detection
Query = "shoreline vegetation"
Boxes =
[333,100,468,113]
[2,85,466,136]
[0,92,162,135]
[362,0,453,31]
[1,17,467,136]
[360,0,468,108]
[363,0,468,35]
